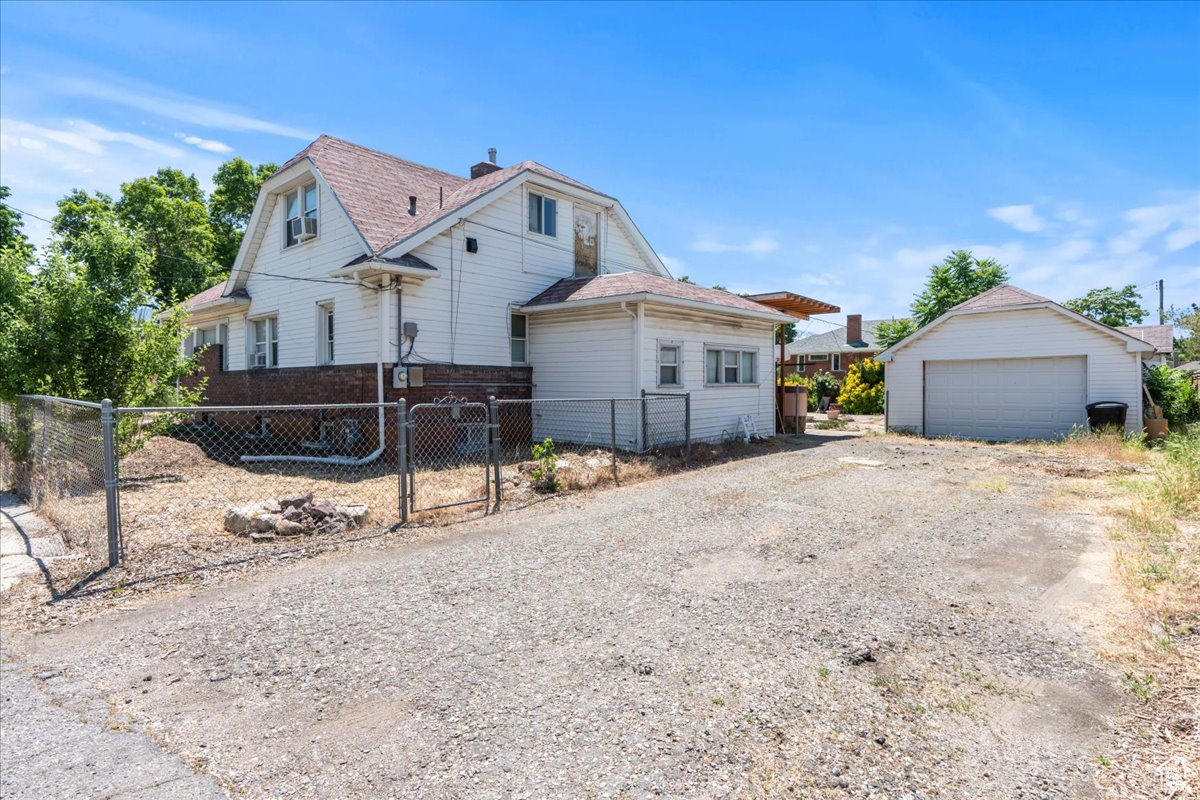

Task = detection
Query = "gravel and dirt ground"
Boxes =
[0,431,1189,798]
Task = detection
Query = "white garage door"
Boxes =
[925,357,1086,441]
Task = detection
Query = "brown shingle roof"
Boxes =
[1117,324,1174,353]
[182,280,248,310]
[524,273,788,318]
[279,135,598,255]
[955,284,1049,310]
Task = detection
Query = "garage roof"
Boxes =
[877,284,1157,361]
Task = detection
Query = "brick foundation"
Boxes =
[184,345,533,407]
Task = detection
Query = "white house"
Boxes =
[877,285,1157,440]
[183,136,819,445]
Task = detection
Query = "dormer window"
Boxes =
[284,182,318,247]
[528,192,556,237]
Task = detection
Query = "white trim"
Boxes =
[656,339,684,388]
[876,299,1157,362]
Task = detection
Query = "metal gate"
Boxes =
[403,396,497,519]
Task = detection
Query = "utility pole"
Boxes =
[1159,279,1165,325]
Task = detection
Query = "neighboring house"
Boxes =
[784,314,882,377]
[1116,324,1173,366]
[182,135,813,445]
[877,285,1156,440]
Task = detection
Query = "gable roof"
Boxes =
[280,135,468,253]
[954,284,1049,310]
[787,319,886,356]
[522,273,792,322]
[1117,324,1173,353]
[876,284,1156,361]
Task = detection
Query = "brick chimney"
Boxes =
[846,314,862,345]
[470,147,502,179]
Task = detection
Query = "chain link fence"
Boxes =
[0,396,112,561]
[2,393,691,567]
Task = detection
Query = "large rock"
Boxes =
[281,506,304,522]
[259,499,282,514]
[275,518,305,537]
[338,505,369,529]
[224,506,256,534]
[309,500,337,521]
[279,492,313,510]
[251,513,279,533]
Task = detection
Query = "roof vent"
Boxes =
[470,149,503,180]
[408,195,417,216]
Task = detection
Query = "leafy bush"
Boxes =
[1144,364,1200,432]
[530,437,561,492]
[838,359,885,414]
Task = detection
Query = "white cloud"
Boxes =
[1,118,182,158]
[46,74,314,140]
[175,132,234,154]
[691,233,780,257]
[1109,195,1200,255]
[657,253,685,275]
[987,204,1047,233]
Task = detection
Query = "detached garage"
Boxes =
[877,285,1156,441]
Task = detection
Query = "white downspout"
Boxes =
[241,277,390,466]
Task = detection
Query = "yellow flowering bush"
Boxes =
[838,358,885,414]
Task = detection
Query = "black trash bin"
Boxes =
[1086,401,1128,430]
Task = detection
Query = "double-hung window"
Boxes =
[658,343,682,387]
[284,182,319,247]
[528,192,557,237]
[705,347,758,385]
[510,313,527,364]
[831,353,842,371]
[318,302,334,365]
[251,317,278,368]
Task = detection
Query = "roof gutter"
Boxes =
[520,292,793,324]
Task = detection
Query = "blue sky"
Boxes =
[1,1,1197,331]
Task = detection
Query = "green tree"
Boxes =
[775,323,797,345]
[677,275,695,285]
[911,250,1009,327]
[0,186,31,255]
[0,214,200,407]
[115,168,218,300]
[1168,303,1199,362]
[209,157,277,269]
[1063,284,1147,327]
[52,189,117,247]
[875,318,917,350]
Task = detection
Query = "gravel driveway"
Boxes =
[5,435,1132,798]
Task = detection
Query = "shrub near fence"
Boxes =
[1,393,692,567]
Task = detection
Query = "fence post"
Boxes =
[489,396,502,512]
[640,389,648,453]
[684,392,692,461]
[610,398,619,485]
[100,399,121,567]
[397,399,408,526]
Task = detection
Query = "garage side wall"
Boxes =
[886,307,1142,436]
[641,308,776,443]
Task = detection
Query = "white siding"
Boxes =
[527,304,776,447]
[641,308,776,443]
[235,175,378,370]
[527,308,639,447]
[886,308,1143,436]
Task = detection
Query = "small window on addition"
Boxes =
[510,312,527,364]
[318,302,334,365]
[528,192,557,237]
[658,344,681,386]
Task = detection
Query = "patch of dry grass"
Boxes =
[1049,428,1152,465]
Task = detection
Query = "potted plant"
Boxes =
[811,372,840,413]
[781,372,808,417]
[827,403,842,420]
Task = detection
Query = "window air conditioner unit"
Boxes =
[290,217,318,242]
[252,353,267,368]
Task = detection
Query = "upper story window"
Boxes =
[317,302,334,365]
[250,316,278,368]
[284,183,319,247]
[510,312,527,364]
[528,192,557,237]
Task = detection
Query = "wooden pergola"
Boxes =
[746,292,841,432]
